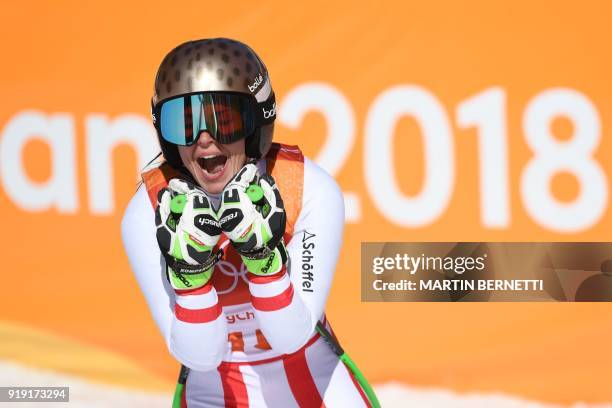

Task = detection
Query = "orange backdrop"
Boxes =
[1,1,611,404]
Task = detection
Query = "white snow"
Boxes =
[0,360,610,408]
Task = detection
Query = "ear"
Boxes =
[245,128,262,159]
[150,98,158,129]
[245,123,274,159]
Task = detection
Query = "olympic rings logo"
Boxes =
[215,260,249,294]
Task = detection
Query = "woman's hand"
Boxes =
[155,179,222,291]
[217,164,288,275]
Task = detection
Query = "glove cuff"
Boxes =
[241,241,288,276]
[165,256,215,291]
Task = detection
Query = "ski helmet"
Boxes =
[151,38,276,168]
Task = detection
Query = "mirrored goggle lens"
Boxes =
[159,93,255,145]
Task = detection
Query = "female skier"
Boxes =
[121,38,374,407]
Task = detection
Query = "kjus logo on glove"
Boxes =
[263,102,276,119]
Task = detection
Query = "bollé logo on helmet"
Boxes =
[248,73,264,93]
[263,103,276,119]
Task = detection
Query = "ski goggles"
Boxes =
[152,91,276,146]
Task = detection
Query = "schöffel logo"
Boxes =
[301,230,316,292]
[248,73,264,93]
[263,103,276,119]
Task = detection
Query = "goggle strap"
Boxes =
[184,95,194,144]
[256,92,276,126]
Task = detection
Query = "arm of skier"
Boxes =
[244,157,345,353]
[121,184,228,371]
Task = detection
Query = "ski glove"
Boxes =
[155,179,222,291]
[217,164,288,276]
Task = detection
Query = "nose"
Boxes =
[196,131,215,146]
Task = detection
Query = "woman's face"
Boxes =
[178,131,247,194]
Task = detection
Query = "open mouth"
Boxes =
[197,155,228,177]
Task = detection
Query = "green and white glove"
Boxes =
[217,164,288,276]
[155,179,222,291]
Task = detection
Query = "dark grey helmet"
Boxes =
[152,38,275,167]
